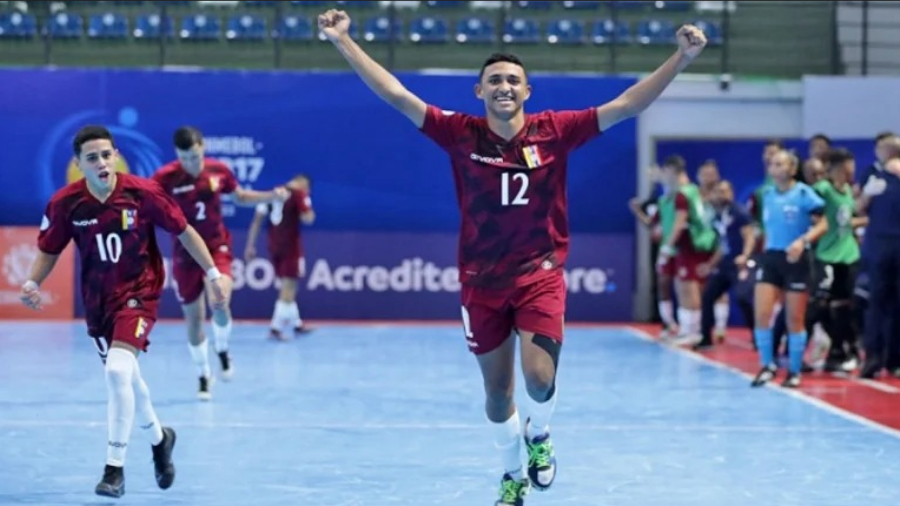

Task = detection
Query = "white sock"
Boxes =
[492,410,525,480]
[188,338,211,378]
[687,309,702,335]
[714,302,730,332]
[291,302,303,328]
[105,348,137,467]
[211,319,231,353]
[658,300,675,327]
[525,387,557,440]
[132,359,164,446]
[270,301,291,330]
[677,308,692,334]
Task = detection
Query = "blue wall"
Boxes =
[0,68,639,234]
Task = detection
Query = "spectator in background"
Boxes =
[808,133,832,161]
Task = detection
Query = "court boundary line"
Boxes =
[624,326,900,441]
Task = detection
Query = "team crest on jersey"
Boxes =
[209,176,220,192]
[121,209,138,230]
[134,317,148,339]
[522,145,543,169]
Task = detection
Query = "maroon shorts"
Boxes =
[460,271,565,355]
[675,249,715,282]
[272,253,305,279]
[656,255,676,278]
[172,248,233,304]
[90,309,157,360]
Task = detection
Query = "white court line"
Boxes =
[626,326,900,441]
[0,420,874,433]
[853,378,900,394]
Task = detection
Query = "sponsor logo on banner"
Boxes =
[0,227,74,319]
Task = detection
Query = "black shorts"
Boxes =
[813,261,858,300]
[756,249,812,292]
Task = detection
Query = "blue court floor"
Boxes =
[1,321,899,505]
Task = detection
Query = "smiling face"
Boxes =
[475,60,531,122]
[77,138,119,193]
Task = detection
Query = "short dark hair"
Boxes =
[661,154,686,173]
[824,148,854,170]
[479,52,526,79]
[765,139,784,150]
[73,125,114,156]
[876,131,896,142]
[810,133,831,145]
[173,126,203,150]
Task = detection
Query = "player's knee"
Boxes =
[104,351,134,387]
[523,368,555,400]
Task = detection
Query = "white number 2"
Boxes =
[94,233,122,263]
[195,201,206,221]
[501,172,530,206]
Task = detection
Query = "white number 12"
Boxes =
[501,172,530,206]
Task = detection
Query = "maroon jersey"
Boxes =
[37,174,188,337]
[256,189,313,257]
[152,159,238,260]
[420,105,600,288]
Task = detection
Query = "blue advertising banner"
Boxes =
[73,230,633,323]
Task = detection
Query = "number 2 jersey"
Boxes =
[152,159,238,263]
[37,174,188,337]
[419,105,601,289]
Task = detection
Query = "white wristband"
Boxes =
[206,267,222,281]
[22,280,38,291]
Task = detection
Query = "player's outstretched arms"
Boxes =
[19,251,60,310]
[596,24,707,131]
[233,186,289,206]
[177,225,227,308]
[319,9,427,128]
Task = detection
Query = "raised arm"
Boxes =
[320,9,427,128]
[595,25,707,131]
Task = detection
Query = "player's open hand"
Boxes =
[273,186,290,202]
[244,245,256,262]
[19,280,41,310]
[786,239,805,263]
[208,278,227,310]
[676,24,707,60]
[318,9,351,42]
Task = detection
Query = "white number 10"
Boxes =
[501,172,530,206]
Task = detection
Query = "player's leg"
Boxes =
[671,256,703,345]
[514,273,565,493]
[696,270,730,349]
[656,262,678,338]
[132,357,176,490]
[174,260,214,399]
[861,244,894,378]
[462,289,528,506]
[292,257,312,334]
[95,340,137,497]
[751,252,783,387]
[781,256,813,387]
[806,260,833,371]
[206,251,235,379]
[269,276,297,340]
[714,292,730,343]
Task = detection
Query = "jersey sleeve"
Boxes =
[733,205,752,229]
[219,164,239,194]
[674,192,690,211]
[804,185,826,214]
[812,179,831,200]
[36,196,73,255]
[420,105,467,153]
[552,109,601,151]
[140,178,189,235]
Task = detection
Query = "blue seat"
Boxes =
[409,16,449,44]
[290,1,327,5]
[244,1,277,6]
[0,11,37,39]
[278,15,313,41]
[180,14,222,41]
[546,19,584,45]
[88,13,129,39]
[133,13,174,39]
[636,19,675,44]
[610,1,653,9]
[362,16,402,42]
[502,18,540,44]
[455,17,494,44]
[425,1,466,7]
[515,1,553,9]
[654,1,693,11]
[562,1,602,9]
[46,12,83,39]
[226,14,266,41]
[693,19,723,45]
[590,19,631,44]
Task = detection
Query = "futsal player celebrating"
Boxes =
[153,126,288,400]
[20,125,227,497]
[751,150,827,388]
[319,8,707,505]
[245,173,316,339]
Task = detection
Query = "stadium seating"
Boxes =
[226,13,266,41]
[409,16,450,44]
[180,13,221,40]
[0,11,37,39]
[88,13,129,39]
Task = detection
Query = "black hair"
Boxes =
[173,126,203,150]
[479,52,526,79]
[73,125,114,156]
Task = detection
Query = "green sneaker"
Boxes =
[495,472,529,506]
[525,425,556,491]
